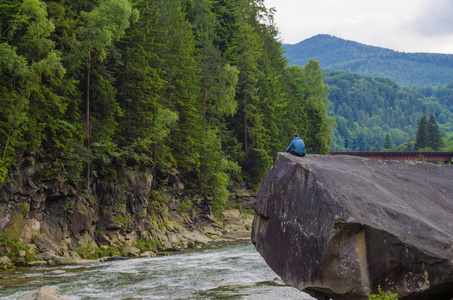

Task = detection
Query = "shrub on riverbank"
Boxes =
[0,233,34,266]
[368,286,398,300]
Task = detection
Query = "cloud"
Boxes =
[412,0,453,36]
[264,0,453,53]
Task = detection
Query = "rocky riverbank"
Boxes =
[1,207,253,269]
[0,153,256,269]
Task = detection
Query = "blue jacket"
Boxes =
[286,137,306,154]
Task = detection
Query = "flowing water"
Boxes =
[0,241,315,300]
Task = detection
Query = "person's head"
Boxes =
[293,133,299,138]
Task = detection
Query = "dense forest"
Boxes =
[0,0,333,214]
[284,34,453,87]
[323,70,453,151]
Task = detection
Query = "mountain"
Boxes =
[284,34,453,87]
[322,69,453,151]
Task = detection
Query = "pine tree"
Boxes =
[158,0,203,172]
[414,115,429,150]
[384,133,393,149]
[290,60,336,154]
[112,0,176,169]
[427,113,443,151]
[78,0,138,190]
[211,0,239,61]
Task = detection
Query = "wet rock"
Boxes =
[105,255,127,261]
[45,270,65,276]
[0,256,13,269]
[252,153,453,300]
[161,241,173,251]
[122,245,140,257]
[52,256,78,265]
[27,261,47,266]
[140,251,155,258]
[21,286,72,300]
[77,259,100,265]
[35,251,56,261]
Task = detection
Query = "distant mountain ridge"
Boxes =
[283,34,453,87]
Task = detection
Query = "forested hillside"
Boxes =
[284,34,453,87]
[324,70,453,151]
[0,0,333,214]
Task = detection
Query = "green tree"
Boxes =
[211,0,239,61]
[384,133,393,149]
[288,60,336,154]
[285,65,309,138]
[165,0,203,173]
[427,114,443,150]
[112,0,172,170]
[253,7,290,160]
[78,0,138,190]
[414,115,429,150]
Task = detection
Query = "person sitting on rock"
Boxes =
[285,133,306,157]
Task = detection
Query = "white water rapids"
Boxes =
[0,241,316,299]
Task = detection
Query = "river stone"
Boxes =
[21,285,73,300]
[52,256,78,265]
[0,256,13,269]
[122,245,140,257]
[252,153,453,300]
[35,251,56,261]
[45,270,66,276]
[28,261,47,266]
[140,251,155,258]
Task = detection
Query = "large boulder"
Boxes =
[252,153,453,300]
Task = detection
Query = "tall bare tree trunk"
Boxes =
[244,74,248,162]
[203,59,207,136]
[243,30,248,163]
[86,48,91,194]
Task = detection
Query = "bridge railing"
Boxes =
[330,151,453,163]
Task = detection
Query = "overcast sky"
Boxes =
[263,0,453,54]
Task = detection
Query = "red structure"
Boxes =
[330,151,453,163]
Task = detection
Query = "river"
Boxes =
[0,241,315,300]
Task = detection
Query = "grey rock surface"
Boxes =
[252,153,453,300]
[21,286,72,300]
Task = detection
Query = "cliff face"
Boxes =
[0,154,154,254]
[0,153,253,266]
[252,153,453,300]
